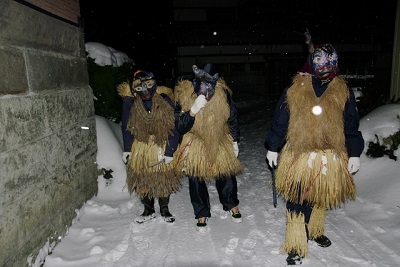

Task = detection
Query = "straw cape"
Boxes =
[117,82,181,198]
[174,79,242,181]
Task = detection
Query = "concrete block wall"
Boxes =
[0,1,98,266]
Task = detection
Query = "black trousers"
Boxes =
[286,201,312,224]
[141,195,170,209]
[188,175,239,219]
[286,185,312,223]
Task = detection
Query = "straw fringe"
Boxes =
[127,140,180,198]
[276,149,356,209]
[284,211,308,257]
[307,207,326,239]
[175,133,242,181]
[128,94,174,145]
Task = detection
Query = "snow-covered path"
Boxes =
[43,103,400,267]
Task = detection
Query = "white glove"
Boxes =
[233,141,239,157]
[164,156,174,164]
[122,152,131,164]
[266,151,278,168]
[347,157,360,173]
[190,95,208,115]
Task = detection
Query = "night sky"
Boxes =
[79,1,398,80]
[79,1,173,74]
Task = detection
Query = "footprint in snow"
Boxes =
[224,237,239,255]
[239,238,257,260]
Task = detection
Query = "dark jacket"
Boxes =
[265,76,364,157]
[121,94,180,157]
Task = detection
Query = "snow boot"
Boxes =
[307,207,331,247]
[135,196,156,224]
[310,235,331,247]
[286,251,303,265]
[159,196,175,223]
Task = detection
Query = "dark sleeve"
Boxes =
[174,101,195,135]
[344,89,365,157]
[165,128,180,157]
[264,88,289,152]
[161,94,181,157]
[226,90,240,142]
[121,97,135,152]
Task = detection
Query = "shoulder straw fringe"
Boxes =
[117,81,133,98]
[276,75,355,209]
[174,78,242,181]
[156,86,175,101]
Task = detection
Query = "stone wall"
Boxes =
[0,1,98,266]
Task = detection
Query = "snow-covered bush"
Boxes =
[360,104,400,161]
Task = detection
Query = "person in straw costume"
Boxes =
[174,63,242,232]
[118,70,180,223]
[264,32,364,265]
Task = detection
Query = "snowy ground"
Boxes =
[40,102,400,267]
